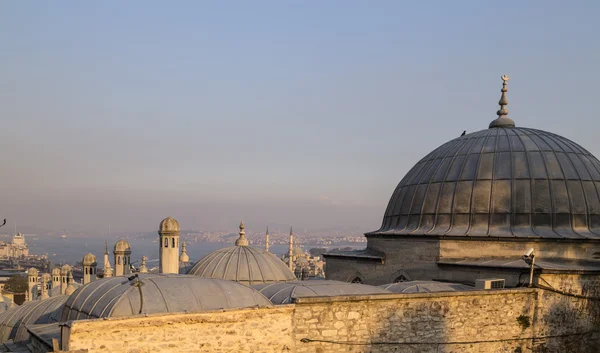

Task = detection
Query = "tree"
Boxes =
[4,275,27,293]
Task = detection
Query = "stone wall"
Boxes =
[62,306,294,353]
[293,290,537,353]
[326,236,600,286]
[51,285,600,353]
[325,237,440,285]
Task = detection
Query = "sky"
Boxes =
[1,1,599,234]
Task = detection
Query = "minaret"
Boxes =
[60,264,72,295]
[114,239,131,276]
[180,242,190,263]
[103,241,113,278]
[139,256,149,274]
[27,268,38,301]
[158,217,180,274]
[82,253,97,284]
[51,267,60,291]
[288,226,293,271]
[40,273,50,300]
[265,227,269,252]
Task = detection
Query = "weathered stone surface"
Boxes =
[47,278,600,353]
[63,307,294,353]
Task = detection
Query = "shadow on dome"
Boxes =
[253,280,391,304]
[0,295,67,345]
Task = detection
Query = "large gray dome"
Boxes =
[370,126,600,239]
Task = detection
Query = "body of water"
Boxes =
[25,235,363,267]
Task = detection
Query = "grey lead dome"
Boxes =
[187,246,297,285]
[371,127,600,239]
[61,274,272,321]
[188,222,297,285]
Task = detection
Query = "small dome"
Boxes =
[51,267,60,276]
[292,247,305,256]
[380,281,474,293]
[82,252,97,266]
[253,280,391,304]
[60,264,72,275]
[114,239,131,253]
[188,246,296,285]
[159,217,180,233]
[27,268,38,276]
[61,274,272,321]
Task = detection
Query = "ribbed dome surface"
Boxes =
[253,280,390,304]
[188,246,296,285]
[61,274,271,321]
[380,281,474,293]
[371,127,600,239]
[0,296,66,344]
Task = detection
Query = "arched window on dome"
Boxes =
[394,275,409,283]
[172,238,175,248]
[117,257,121,265]
[85,268,88,275]
[351,277,363,284]
[164,238,169,248]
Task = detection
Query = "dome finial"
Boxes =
[498,75,509,117]
[139,255,149,273]
[489,74,515,128]
[235,221,249,246]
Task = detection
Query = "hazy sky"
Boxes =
[1,1,599,234]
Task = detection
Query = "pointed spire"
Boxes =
[288,226,294,271]
[180,241,190,262]
[235,221,249,246]
[40,279,49,300]
[139,256,149,273]
[265,227,269,252]
[489,74,515,128]
[103,242,113,278]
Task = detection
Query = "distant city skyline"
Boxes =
[2,1,600,233]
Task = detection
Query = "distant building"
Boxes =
[0,233,29,258]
